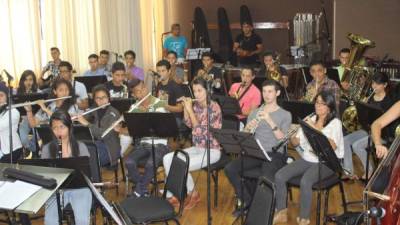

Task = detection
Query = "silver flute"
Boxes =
[71,103,111,120]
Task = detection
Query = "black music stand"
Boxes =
[35,125,53,146]
[301,66,313,84]
[110,98,135,114]
[19,157,91,224]
[12,93,48,116]
[355,102,384,182]
[73,124,95,142]
[326,68,341,86]
[74,75,108,93]
[280,100,314,122]
[211,94,241,115]
[123,112,179,195]
[211,128,270,224]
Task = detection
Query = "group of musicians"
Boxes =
[0,21,399,225]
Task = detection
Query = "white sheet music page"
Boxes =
[255,138,272,161]
[0,180,41,210]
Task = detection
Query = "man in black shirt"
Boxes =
[156,60,184,114]
[105,62,128,98]
[233,22,263,66]
[196,52,226,95]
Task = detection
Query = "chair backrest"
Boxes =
[244,176,276,225]
[82,141,102,183]
[163,150,189,208]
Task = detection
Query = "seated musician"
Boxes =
[124,50,144,81]
[372,100,400,159]
[98,50,112,79]
[335,48,350,82]
[163,77,222,210]
[119,79,171,197]
[343,72,393,179]
[233,21,263,67]
[17,70,42,153]
[105,62,128,98]
[303,60,341,108]
[0,82,23,162]
[58,61,89,110]
[39,47,62,89]
[274,91,344,225]
[257,51,289,89]
[25,78,80,128]
[228,67,261,124]
[75,85,121,167]
[82,54,106,77]
[195,52,225,95]
[224,79,291,217]
[41,110,92,225]
[166,50,186,84]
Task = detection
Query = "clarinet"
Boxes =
[57,137,62,159]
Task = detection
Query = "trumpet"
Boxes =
[10,96,72,109]
[272,112,315,151]
[71,103,111,120]
[101,93,151,138]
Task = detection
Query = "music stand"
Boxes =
[280,100,314,123]
[73,124,95,142]
[211,94,241,115]
[74,75,108,93]
[110,98,135,114]
[12,93,48,116]
[355,101,384,182]
[186,48,211,61]
[326,68,341,86]
[35,125,53,146]
[211,128,270,224]
[301,66,313,84]
[123,112,179,195]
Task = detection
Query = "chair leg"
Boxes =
[323,190,330,225]
[120,157,126,182]
[316,191,322,225]
[339,182,348,213]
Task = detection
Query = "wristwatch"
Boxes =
[272,126,278,131]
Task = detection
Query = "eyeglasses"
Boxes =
[315,101,327,106]
[95,96,108,101]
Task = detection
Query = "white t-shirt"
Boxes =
[296,117,344,163]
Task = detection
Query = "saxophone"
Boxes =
[266,53,282,82]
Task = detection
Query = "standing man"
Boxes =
[163,24,188,62]
[39,47,62,89]
[233,22,263,66]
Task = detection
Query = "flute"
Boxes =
[71,103,111,120]
[101,92,151,138]
[10,96,72,109]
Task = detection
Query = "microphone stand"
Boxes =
[206,81,212,225]
[4,70,14,165]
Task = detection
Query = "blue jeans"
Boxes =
[18,117,37,152]
[95,140,111,166]
[44,188,92,225]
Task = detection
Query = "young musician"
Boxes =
[124,50,144,81]
[195,52,225,95]
[233,21,263,66]
[228,67,261,123]
[372,100,400,159]
[58,61,89,110]
[26,78,80,127]
[0,82,23,162]
[105,62,128,98]
[163,23,188,61]
[17,70,41,153]
[274,91,344,225]
[39,47,62,89]
[120,79,170,197]
[303,61,341,107]
[75,85,121,166]
[343,72,393,178]
[82,54,106,77]
[166,50,185,84]
[224,79,292,217]
[163,77,222,210]
[41,110,92,225]
[258,51,289,88]
[336,48,351,81]
[99,49,111,79]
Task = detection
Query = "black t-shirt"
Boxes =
[105,81,126,98]
[235,32,262,65]
[157,79,184,116]
[368,94,393,111]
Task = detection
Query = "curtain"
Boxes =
[0,0,41,85]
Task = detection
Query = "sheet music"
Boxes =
[83,175,125,225]
[0,181,41,210]
[255,139,271,161]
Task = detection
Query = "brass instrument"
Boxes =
[341,33,375,101]
[71,103,111,120]
[234,82,246,99]
[101,93,151,138]
[266,53,282,82]
[342,89,375,132]
[10,96,72,109]
[303,82,318,103]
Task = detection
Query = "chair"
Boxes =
[287,173,348,225]
[119,150,189,224]
[244,177,276,225]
